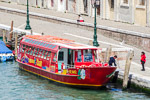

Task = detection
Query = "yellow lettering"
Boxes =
[36,59,42,67]
[29,59,34,64]
[69,70,77,74]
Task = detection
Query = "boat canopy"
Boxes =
[0,41,12,54]
[22,35,98,50]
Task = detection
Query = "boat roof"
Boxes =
[0,40,12,54]
[21,35,98,51]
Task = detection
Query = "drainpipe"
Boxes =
[146,0,149,27]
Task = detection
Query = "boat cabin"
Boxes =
[18,35,103,73]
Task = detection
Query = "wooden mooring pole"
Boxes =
[10,21,13,41]
[106,45,112,63]
[15,33,18,58]
[123,50,134,89]
[2,29,6,44]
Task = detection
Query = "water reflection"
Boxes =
[0,62,149,100]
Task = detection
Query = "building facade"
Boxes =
[2,0,150,27]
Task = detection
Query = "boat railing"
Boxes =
[65,64,76,69]
[63,63,110,69]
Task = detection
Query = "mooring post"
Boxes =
[123,50,134,89]
[15,32,18,58]
[3,29,6,44]
[10,21,13,41]
[106,45,112,63]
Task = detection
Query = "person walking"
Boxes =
[109,55,117,66]
[141,52,146,71]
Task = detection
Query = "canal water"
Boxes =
[0,61,150,100]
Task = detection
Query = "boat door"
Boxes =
[58,48,68,72]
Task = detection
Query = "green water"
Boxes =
[0,61,149,100]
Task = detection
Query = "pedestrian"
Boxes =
[141,52,146,71]
[109,55,117,66]
[77,15,84,22]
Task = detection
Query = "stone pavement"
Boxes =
[0,1,150,34]
[0,1,150,88]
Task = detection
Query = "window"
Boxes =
[52,53,57,62]
[83,49,93,62]
[43,43,47,47]
[123,0,128,4]
[37,42,41,45]
[58,51,64,61]
[111,0,114,8]
[27,46,31,54]
[22,44,26,53]
[32,41,35,44]
[51,45,56,49]
[33,48,37,56]
[36,48,39,57]
[40,43,44,46]
[41,50,45,58]
[25,46,29,54]
[45,44,50,47]
[29,40,33,43]
[38,49,42,57]
[49,45,53,48]
[77,50,82,62]
[20,44,22,53]
[47,51,51,60]
[139,0,145,5]
[30,47,34,55]
[44,51,48,59]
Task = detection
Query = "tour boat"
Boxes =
[16,35,117,87]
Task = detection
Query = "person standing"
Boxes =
[109,55,117,66]
[141,52,146,71]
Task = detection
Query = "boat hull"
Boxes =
[17,60,116,87]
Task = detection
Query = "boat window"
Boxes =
[41,50,45,58]
[30,47,34,55]
[43,43,47,47]
[20,44,22,53]
[51,45,56,49]
[94,50,99,62]
[33,48,37,56]
[22,44,25,53]
[77,50,82,62]
[47,51,51,60]
[37,42,41,45]
[25,46,28,54]
[35,48,39,57]
[25,39,30,42]
[49,45,53,48]
[32,41,35,44]
[45,44,50,47]
[38,49,42,57]
[34,41,38,44]
[83,49,93,62]
[58,51,64,61]
[29,40,33,43]
[52,53,57,62]
[44,51,48,59]
[27,46,31,54]
[40,43,44,46]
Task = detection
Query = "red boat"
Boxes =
[16,35,117,88]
